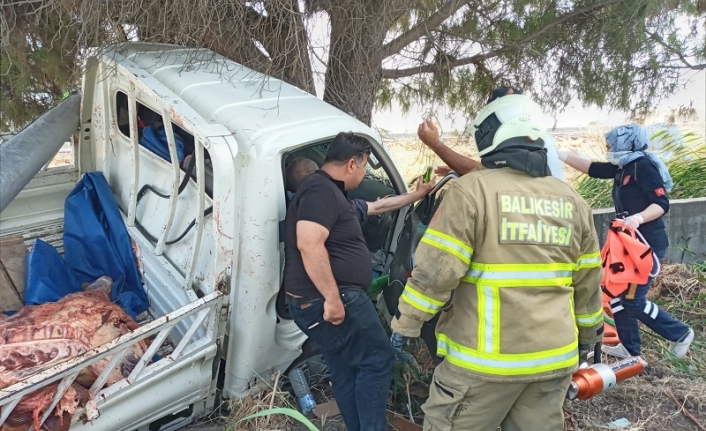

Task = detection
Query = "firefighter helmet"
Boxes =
[472,94,547,156]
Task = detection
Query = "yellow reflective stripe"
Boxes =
[470,262,574,272]
[401,284,444,315]
[492,287,501,353]
[569,295,578,336]
[576,308,604,327]
[462,262,573,287]
[420,228,473,265]
[477,287,487,352]
[575,252,601,270]
[436,333,578,376]
[477,285,501,353]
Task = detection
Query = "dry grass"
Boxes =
[225,372,297,431]
[220,265,704,431]
[565,264,706,431]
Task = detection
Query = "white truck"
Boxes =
[0,42,448,431]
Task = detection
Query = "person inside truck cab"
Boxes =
[285,156,436,215]
[283,133,435,431]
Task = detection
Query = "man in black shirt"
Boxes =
[284,133,406,431]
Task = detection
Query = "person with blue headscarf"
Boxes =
[558,124,693,360]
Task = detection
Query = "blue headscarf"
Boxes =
[605,124,674,192]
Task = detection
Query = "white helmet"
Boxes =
[472,94,548,156]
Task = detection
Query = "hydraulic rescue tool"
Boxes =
[567,343,647,400]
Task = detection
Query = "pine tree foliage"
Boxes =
[1,0,704,130]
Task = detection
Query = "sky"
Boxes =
[370,70,706,134]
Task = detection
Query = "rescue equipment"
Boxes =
[600,217,659,299]
[568,356,647,400]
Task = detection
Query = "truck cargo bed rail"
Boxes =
[0,291,224,430]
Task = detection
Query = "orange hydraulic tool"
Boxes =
[567,356,647,400]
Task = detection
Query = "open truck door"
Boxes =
[383,172,459,363]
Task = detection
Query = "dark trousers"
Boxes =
[610,248,690,356]
[289,289,395,431]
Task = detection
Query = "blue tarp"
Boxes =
[24,172,149,320]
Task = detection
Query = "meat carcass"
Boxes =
[0,276,149,431]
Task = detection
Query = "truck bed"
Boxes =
[0,223,222,431]
[0,222,176,357]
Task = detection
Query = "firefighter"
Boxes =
[390,94,604,431]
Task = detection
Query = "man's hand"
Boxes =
[323,296,345,325]
[413,175,437,198]
[418,120,443,148]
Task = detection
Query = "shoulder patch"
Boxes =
[622,174,631,186]
[655,187,666,197]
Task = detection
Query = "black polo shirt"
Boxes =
[284,170,372,298]
[588,158,670,251]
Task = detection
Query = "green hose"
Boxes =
[603,314,615,326]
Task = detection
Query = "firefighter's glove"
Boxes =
[579,344,593,369]
[623,214,644,231]
[390,332,413,363]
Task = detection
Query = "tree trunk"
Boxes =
[323,1,405,125]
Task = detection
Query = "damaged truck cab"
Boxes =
[0,42,411,430]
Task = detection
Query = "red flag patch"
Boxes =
[655,187,666,197]
[623,175,631,186]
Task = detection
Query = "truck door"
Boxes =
[383,173,459,363]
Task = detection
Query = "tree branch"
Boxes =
[647,31,706,70]
[380,0,474,59]
[382,0,623,79]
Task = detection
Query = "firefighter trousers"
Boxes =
[422,359,572,431]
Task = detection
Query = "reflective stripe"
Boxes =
[477,286,501,353]
[576,308,603,327]
[462,262,573,287]
[401,284,445,315]
[612,305,624,313]
[650,303,659,319]
[436,333,579,376]
[420,228,473,265]
[644,301,652,315]
[575,252,602,270]
[492,287,501,352]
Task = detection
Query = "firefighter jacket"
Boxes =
[392,168,604,382]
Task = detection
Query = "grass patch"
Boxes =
[565,263,706,430]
